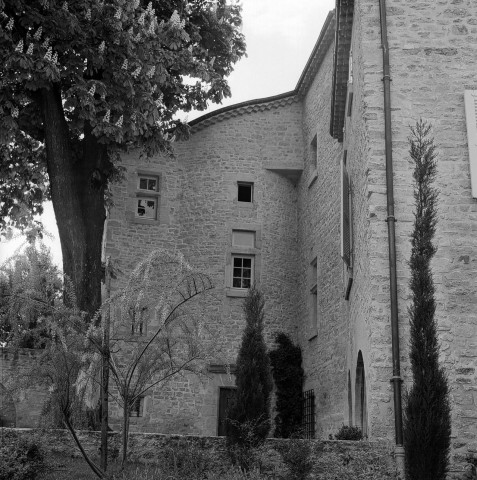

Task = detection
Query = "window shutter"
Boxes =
[464,90,477,198]
[341,157,352,267]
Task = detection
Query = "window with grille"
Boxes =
[302,389,315,439]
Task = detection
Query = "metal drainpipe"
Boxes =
[378,0,405,468]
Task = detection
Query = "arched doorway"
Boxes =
[0,383,16,427]
[354,351,367,437]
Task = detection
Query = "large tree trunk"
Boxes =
[40,86,107,316]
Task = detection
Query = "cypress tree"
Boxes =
[227,286,272,453]
[269,332,304,438]
[404,120,451,480]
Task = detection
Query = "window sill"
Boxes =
[131,217,160,225]
[136,190,160,197]
[226,288,249,298]
[308,170,318,189]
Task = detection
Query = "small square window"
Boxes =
[136,198,157,219]
[138,175,158,192]
[232,230,255,248]
[237,182,253,203]
[232,256,253,289]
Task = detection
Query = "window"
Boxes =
[232,230,255,248]
[232,256,253,289]
[130,306,146,335]
[464,90,477,198]
[129,396,144,417]
[135,173,160,220]
[226,225,260,297]
[310,257,318,329]
[341,151,352,267]
[311,134,317,170]
[237,182,253,202]
[138,175,158,191]
[136,198,157,219]
[302,389,315,439]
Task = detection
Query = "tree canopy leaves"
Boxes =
[0,0,246,235]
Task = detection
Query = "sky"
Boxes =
[0,0,336,268]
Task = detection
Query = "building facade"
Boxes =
[101,0,477,473]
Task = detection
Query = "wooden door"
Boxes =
[217,387,236,436]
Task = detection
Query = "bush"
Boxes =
[156,440,216,480]
[333,425,363,441]
[280,435,313,480]
[0,431,45,480]
[314,448,397,480]
[205,466,265,480]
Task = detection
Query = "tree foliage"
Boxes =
[0,0,245,313]
[403,120,451,480]
[0,242,61,347]
[91,249,216,466]
[227,286,272,459]
[3,249,217,478]
[269,332,303,438]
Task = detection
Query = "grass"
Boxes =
[37,453,162,480]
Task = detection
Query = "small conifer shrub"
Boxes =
[227,286,273,468]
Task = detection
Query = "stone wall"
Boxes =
[104,99,304,436]
[0,348,48,428]
[342,0,477,473]
[295,43,348,436]
[7,428,398,479]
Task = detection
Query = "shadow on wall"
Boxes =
[0,383,16,427]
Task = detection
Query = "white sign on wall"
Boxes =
[464,90,477,199]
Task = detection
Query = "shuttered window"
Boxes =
[341,153,352,267]
[464,90,477,198]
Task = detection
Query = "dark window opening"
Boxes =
[130,396,144,417]
[238,182,253,202]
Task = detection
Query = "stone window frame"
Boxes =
[225,223,262,298]
[128,168,163,225]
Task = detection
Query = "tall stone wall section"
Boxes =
[105,101,304,436]
[345,0,477,473]
[295,45,348,437]
[0,348,47,427]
